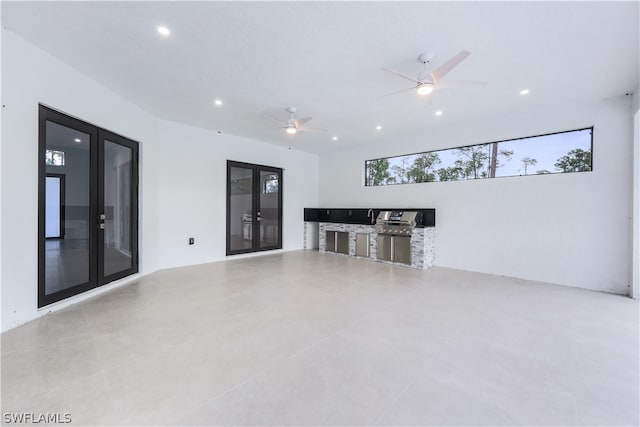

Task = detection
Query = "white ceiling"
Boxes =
[3,1,639,153]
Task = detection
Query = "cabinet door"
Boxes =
[377,235,392,261]
[336,232,349,254]
[393,236,412,265]
[325,231,336,252]
[355,233,370,257]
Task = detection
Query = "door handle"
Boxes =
[99,223,106,230]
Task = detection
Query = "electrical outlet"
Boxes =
[188,237,195,245]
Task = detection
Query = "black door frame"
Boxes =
[226,160,283,256]
[39,106,98,307]
[38,105,139,308]
[98,128,140,285]
[45,173,66,239]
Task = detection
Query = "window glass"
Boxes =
[365,128,592,186]
[45,149,65,166]
[263,174,279,193]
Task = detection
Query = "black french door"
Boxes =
[38,105,139,307]
[226,160,283,255]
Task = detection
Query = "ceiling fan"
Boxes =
[266,107,326,135]
[379,50,486,99]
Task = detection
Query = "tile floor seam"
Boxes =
[79,305,123,425]
[0,330,91,356]
[80,305,106,374]
[568,331,584,427]
[1,308,106,411]
[1,371,106,412]
[178,309,374,425]
[367,354,432,425]
[568,329,580,427]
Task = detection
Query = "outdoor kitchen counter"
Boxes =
[316,222,435,269]
[304,208,436,227]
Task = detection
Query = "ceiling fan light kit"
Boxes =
[417,83,434,95]
[268,106,327,136]
[380,50,484,100]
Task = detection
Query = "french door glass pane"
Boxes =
[44,121,90,295]
[103,140,133,277]
[229,166,254,252]
[259,170,280,248]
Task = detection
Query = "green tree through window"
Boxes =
[364,128,592,186]
[365,158,391,186]
[407,153,441,183]
[554,148,592,172]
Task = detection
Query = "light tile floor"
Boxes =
[2,250,638,426]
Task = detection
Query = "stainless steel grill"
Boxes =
[375,211,422,236]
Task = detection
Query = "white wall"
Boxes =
[1,30,161,331]
[156,120,318,269]
[0,25,3,333]
[319,97,634,294]
[633,106,639,299]
[0,29,319,332]
[1,24,631,333]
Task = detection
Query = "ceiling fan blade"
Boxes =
[298,126,327,133]
[431,50,471,83]
[263,113,286,126]
[381,67,420,84]
[376,86,416,100]
[295,116,312,127]
[436,79,488,89]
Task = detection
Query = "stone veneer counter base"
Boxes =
[315,222,435,269]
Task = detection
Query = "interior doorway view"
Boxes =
[226,160,282,255]
[45,174,65,239]
[38,105,139,307]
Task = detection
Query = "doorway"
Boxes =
[45,174,65,239]
[38,105,139,307]
[226,160,282,255]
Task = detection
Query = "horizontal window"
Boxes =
[365,128,593,186]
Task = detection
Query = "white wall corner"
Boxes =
[632,106,639,299]
[0,23,4,331]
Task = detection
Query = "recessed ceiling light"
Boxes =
[520,89,530,95]
[376,125,382,131]
[74,138,81,142]
[214,99,222,106]
[157,26,171,36]
[435,111,443,116]
[332,136,338,141]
